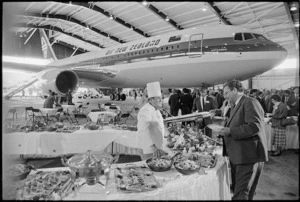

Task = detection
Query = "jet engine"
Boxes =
[35,68,80,96]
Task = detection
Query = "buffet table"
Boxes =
[88,111,118,123]
[14,151,228,200]
[3,127,143,158]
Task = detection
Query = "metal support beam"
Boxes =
[207,2,232,25]
[15,23,104,49]
[24,28,37,45]
[145,4,183,30]
[20,12,123,44]
[49,38,87,53]
[65,2,149,37]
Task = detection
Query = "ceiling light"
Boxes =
[73,46,76,50]
[130,26,134,30]
[295,23,300,27]
[142,1,147,6]
[165,16,170,21]
[107,35,110,39]
[85,25,89,30]
[290,5,297,11]
[109,14,114,20]
[202,3,207,11]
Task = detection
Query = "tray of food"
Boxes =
[114,166,159,192]
[174,160,201,175]
[7,164,36,181]
[12,170,75,200]
[146,158,173,172]
[164,112,210,123]
[206,124,225,133]
[172,153,189,163]
[189,153,217,168]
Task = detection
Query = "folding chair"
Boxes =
[5,108,17,122]
[73,107,90,125]
[117,105,135,124]
[25,107,35,126]
[32,108,47,125]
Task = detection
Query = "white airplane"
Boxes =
[4,25,287,100]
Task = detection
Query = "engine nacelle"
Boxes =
[34,68,80,96]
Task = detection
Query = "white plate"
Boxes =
[206,124,225,132]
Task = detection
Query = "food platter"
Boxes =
[188,153,217,168]
[114,166,159,193]
[9,170,75,200]
[146,158,173,172]
[7,164,36,181]
[173,160,201,175]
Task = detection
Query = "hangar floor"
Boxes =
[2,96,299,200]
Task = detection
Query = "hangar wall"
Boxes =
[2,30,83,60]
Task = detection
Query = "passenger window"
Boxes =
[177,45,179,48]
[161,47,163,51]
[166,47,169,50]
[234,33,243,41]
[244,33,254,40]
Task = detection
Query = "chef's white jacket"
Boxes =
[136,103,164,154]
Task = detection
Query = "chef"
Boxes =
[137,81,168,160]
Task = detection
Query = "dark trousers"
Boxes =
[170,107,179,116]
[230,161,264,200]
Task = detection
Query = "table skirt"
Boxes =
[265,123,299,150]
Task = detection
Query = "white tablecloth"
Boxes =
[63,153,231,200]
[3,127,142,157]
[39,108,58,117]
[61,105,76,114]
[265,123,299,150]
[88,111,117,123]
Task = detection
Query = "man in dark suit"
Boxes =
[218,80,268,200]
[192,89,215,137]
[180,88,194,126]
[256,91,267,114]
[168,89,180,116]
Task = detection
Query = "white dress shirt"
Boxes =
[136,103,164,154]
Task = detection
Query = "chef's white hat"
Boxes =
[147,81,162,98]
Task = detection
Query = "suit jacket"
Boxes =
[223,95,268,164]
[271,102,288,129]
[282,94,297,116]
[168,93,180,109]
[180,94,193,115]
[256,96,267,114]
[192,96,215,112]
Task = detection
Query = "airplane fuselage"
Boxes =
[46,25,286,88]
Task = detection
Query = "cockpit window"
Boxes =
[244,33,255,40]
[253,34,267,41]
[234,33,243,41]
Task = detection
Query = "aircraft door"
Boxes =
[188,33,203,57]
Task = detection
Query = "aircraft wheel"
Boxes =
[121,94,126,101]
[95,95,99,98]
[83,95,87,99]
[115,94,121,101]
[110,94,115,100]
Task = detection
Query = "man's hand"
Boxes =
[218,127,230,137]
[153,148,168,158]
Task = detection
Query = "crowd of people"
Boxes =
[43,89,74,109]
[168,86,299,118]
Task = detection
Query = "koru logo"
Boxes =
[41,37,48,59]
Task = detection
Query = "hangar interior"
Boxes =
[2,2,299,201]
[2,1,299,91]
